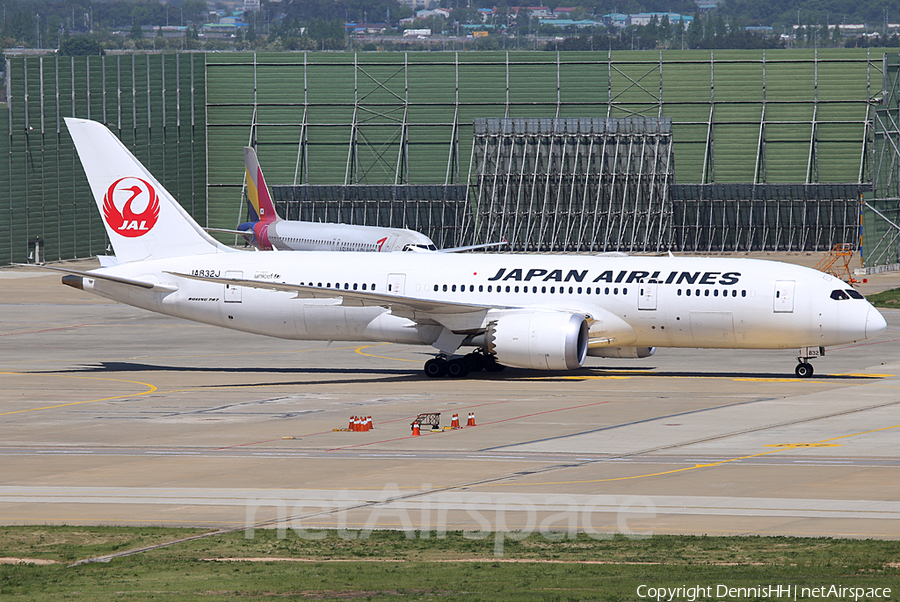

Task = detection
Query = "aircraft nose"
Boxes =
[866,307,887,340]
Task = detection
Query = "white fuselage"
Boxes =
[82,252,884,352]
[267,221,437,252]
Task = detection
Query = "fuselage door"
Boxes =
[774,280,795,313]
[638,283,658,310]
[224,270,243,303]
[387,273,406,295]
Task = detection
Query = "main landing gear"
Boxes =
[424,352,506,378]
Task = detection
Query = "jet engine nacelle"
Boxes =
[588,346,656,359]
[485,311,588,370]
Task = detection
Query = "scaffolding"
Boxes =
[3,50,897,266]
[203,51,878,258]
[865,53,900,267]
[671,183,868,252]
[463,117,673,252]
[271,184,468,249]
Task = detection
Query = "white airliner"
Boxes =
[47,118,887,379]
[208,147,499,254]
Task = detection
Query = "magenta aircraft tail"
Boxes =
[244,147,280,224]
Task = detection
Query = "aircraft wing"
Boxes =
[17,264,178,292]
[438,240,509,253]
[204,227,252,237]
[166,271,500,329]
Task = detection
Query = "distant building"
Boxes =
[243,0,259,13]
[540,19,601,29]
[629,12,693,26]
[508,7,554,19]
[603,13,630,28]
[414,8,450,20]
[397,0,441,10]
[553,7,577,18]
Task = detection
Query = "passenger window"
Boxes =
[443,284,448,292]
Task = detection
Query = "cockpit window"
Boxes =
[845,289,864,300]
[830,290,849,300]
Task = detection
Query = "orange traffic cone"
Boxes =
[349,416,355,431]
[411,422,421,436]
[354,416,362,432]
[466,412,476,427]
[451,413,460,428]
[365,416,373,431]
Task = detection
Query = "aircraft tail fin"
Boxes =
[244,147,281,223]
[65,118,230,263]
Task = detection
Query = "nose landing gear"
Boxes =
[794,346,825,378]
[794,362,814,378]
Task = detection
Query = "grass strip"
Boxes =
[1,527,898,601]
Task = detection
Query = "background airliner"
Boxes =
[49,118,887,379]
[209,147,498,254]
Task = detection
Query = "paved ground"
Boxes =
[1,257,899,542]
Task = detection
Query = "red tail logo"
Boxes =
[102,177,160,237]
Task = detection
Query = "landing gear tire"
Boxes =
[447,358,471,378]
[795,362,814,378]
[424,358,449,378]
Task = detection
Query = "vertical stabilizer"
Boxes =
[244,147,281,223]
[65,118,229,263]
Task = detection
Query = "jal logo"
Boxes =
[102,177,160,237]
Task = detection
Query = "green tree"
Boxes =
[58,34,104,55]
[129,19,144,40]
[181,0,209,26]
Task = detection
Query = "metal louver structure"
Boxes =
[464,117,674,253]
